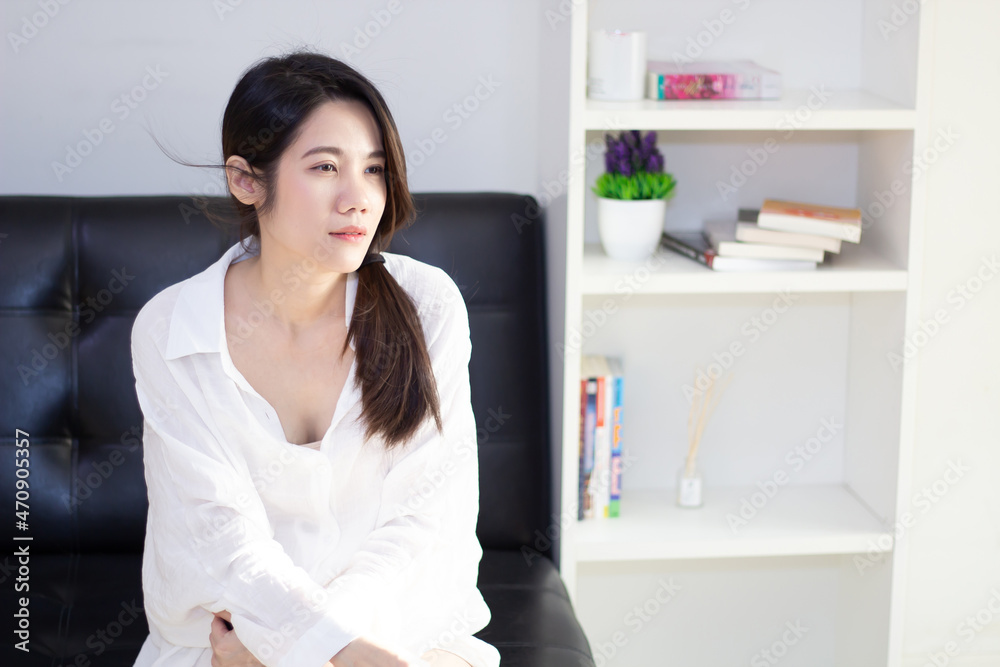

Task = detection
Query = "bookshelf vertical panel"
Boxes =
[834,549,894,666]
[559,0,591,602]
[546,192,570,570]
[538,0,574,573]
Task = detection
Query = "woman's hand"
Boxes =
[209,611,264,667]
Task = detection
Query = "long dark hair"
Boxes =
[210,50,441,450]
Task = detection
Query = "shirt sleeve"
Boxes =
[132,305,363,667]
[318,272,496,665]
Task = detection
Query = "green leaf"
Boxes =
[593,170,677,201]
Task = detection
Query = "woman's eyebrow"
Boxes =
[300,146,386,159]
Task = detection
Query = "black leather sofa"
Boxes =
[0,193,595,667]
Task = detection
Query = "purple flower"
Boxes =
[646,152,664,173]
[602,130,665,177]
[642,131,657,152]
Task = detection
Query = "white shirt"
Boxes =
[130,237,500,667]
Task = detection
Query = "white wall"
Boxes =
[902,1,1000,665]
[0,0,553,197]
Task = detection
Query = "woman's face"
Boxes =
[259,98,387,272]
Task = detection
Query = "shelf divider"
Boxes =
[585,89,918,131]
[572,483,892,563]
[581,242,908,295]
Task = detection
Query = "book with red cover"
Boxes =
[647,71,738,100]
[646,60,782,100]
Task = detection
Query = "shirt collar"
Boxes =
[164,235,359,361]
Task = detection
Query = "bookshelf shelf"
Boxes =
[572,484,891,563]
[585,89,918,132]
[581,242,908,295]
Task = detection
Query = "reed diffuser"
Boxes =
[678,371,731,508]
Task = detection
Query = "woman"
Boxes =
[130,51,499,667]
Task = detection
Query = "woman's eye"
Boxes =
[367,165,385,175]
[315,164,336,173]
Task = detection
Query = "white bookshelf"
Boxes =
[557,1,932,665]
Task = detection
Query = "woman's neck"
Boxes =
[240,250,349,336]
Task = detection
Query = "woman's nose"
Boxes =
[336,171,370,214]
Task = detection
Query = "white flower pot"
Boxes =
[596,196,667,261]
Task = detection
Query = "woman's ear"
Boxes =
[225,155,262,206]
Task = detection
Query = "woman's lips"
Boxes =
[329,231,366,242]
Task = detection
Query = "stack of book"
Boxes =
[579,355,624,520]
[646,60,782,100]
[660,198,863,272]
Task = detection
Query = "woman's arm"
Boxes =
[133,306,370,667]
[209,611,426,667]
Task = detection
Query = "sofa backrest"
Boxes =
[0,193,550,556]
